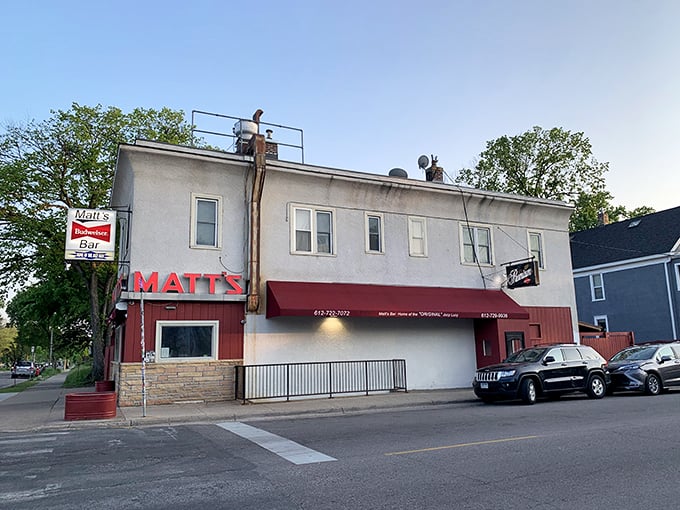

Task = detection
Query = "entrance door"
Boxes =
[505,332,525,357]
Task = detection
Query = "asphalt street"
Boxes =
[3,391,680,509]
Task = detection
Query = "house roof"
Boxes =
[570,206,680,269]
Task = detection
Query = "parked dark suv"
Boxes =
[473,344,610,405]
[608,343,680,395]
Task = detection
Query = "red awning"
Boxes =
[266,281,529,320]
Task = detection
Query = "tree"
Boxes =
[0,326,17,366]
[455,126,653,231]
[570,192,656,232]
[0,103,196,380]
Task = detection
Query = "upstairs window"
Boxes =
[191,194,221,249]
[365,213,384,253]
[590,273,605,301]
[462,225,492,265]
[292,206,334,255]
[408,216,427,257]
[528,231,544,269]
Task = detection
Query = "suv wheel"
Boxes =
[520,378,537,405]
[586,374,606,399]
[645,374,661,396]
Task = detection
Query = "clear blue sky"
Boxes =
[3,0,679,212]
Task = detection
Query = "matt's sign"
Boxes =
[133,271,243,295]
[506,260,540,289]
[65,208,116,261]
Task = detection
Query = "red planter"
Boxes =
[95,380,115,392]
[64,392,117,421]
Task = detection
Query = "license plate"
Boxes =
[480,382,488,389]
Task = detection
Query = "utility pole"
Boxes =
[49,325,54,368]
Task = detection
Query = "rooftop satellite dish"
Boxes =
[417,155,430,169]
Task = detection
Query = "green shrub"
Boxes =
[63,363,94,388]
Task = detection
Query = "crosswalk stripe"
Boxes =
[217,422,336,465]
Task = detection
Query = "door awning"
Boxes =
[266,281,529,320]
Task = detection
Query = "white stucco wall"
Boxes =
[112,142,250,293]
[246,315,477,389]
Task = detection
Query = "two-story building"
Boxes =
[109,116,578,405]
[571,206,680,343]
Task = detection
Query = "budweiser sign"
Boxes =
[65,208,117,261]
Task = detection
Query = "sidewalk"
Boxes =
[0,372,477,433]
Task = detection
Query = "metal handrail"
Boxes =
[235,359,407,403]
[190,110,305,163]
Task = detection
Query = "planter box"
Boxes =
[64,392,117,421]
[95,380,115,392]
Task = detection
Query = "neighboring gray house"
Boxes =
[571,206,680,343]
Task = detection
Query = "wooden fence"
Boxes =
[579,332,635,360]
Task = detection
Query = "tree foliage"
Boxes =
[0,103,195,379]
[455,126,654,231]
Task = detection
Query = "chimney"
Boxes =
[264,129,278,160]
[426,155,444,183]
[597,209,609,226]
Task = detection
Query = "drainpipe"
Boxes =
[248,133,267,312]
[664,257,678,339]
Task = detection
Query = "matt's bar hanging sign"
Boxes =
[506,260,540,289]
[65,208,116,261]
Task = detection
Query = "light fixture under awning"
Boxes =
[266,281,529,320]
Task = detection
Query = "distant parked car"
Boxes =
[11,361,36,379]
[608,343,680,395]
[473,344,610,404]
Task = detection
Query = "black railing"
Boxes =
[235,359,407,403]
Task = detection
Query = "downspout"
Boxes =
[247,133,267,312]
[664,257,678,339]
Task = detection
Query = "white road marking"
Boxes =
[0,448,53,457]
[217,422,336,465]
[0,393,18,402]
[0,483,61,502]
[0,436,59,445]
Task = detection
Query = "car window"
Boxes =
[505,348,546,363]
[657,346,674,360]
[577,347,602,361]
[545,348,564,362]
[563,348,582,361]
[611,346,658,362]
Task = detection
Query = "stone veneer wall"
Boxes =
[113,360,242,406]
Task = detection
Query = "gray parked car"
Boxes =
[608,343,680,395]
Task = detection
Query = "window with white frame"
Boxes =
[365,213,384,253]
[594,315,608,332]
[675,263,680,291]
[190,194,222,249]
[155,321,218,361]
[528,231,545,269]
[408,216,427,257]
[461,224,492,265]
[292,205,334,254]
[590,273,605,301]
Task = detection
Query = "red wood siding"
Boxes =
[474,306,574,368]
[525,306,574,345]
[121,301,244,363]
